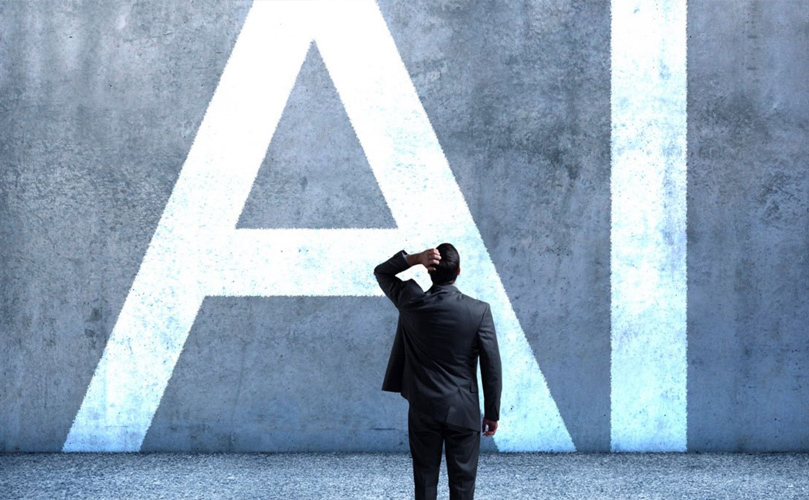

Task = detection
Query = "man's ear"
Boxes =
[457,267,461,276]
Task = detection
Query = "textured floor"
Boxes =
[1,452,808,499]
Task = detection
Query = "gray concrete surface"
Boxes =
[0,0,807,453]
[2,452,809,499]
[0,0,610,452]
[686,0,809,451]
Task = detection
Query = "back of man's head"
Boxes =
[429,243,460,285]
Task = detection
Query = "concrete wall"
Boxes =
[0,0,806,452]
[687,0,809,451]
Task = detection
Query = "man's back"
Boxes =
[396,284,491,430]
[375,249,501,432]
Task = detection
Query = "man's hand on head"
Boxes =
[407,248,441,271]
[482,419,498,437]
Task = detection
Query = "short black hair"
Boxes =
[429,243,460,285]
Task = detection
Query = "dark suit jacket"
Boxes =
[375,250,502,431]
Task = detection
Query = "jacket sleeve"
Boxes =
[477,304,502,421]
[381,319,405,393]
[374,250,422,309]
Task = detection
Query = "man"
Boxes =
[375,243,502,500]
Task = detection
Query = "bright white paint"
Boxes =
[63,0,574,452]
[610,0,688,451]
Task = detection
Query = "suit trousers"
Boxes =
[408,407,481,500]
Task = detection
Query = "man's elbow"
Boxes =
[373,261,389,277]
[373,267,386,286]
[373,266,391,292]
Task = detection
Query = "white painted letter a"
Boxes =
[63,0,574,453]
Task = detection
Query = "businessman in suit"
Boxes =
[375,243,502,500]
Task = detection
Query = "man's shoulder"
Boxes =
[456,290,490,313]
[398,279,427,305]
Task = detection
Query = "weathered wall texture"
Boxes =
[687,0,809,451]
[0,0,805,452]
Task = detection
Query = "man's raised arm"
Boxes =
[374,249,440,309]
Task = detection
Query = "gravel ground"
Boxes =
[1,452,808,499]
